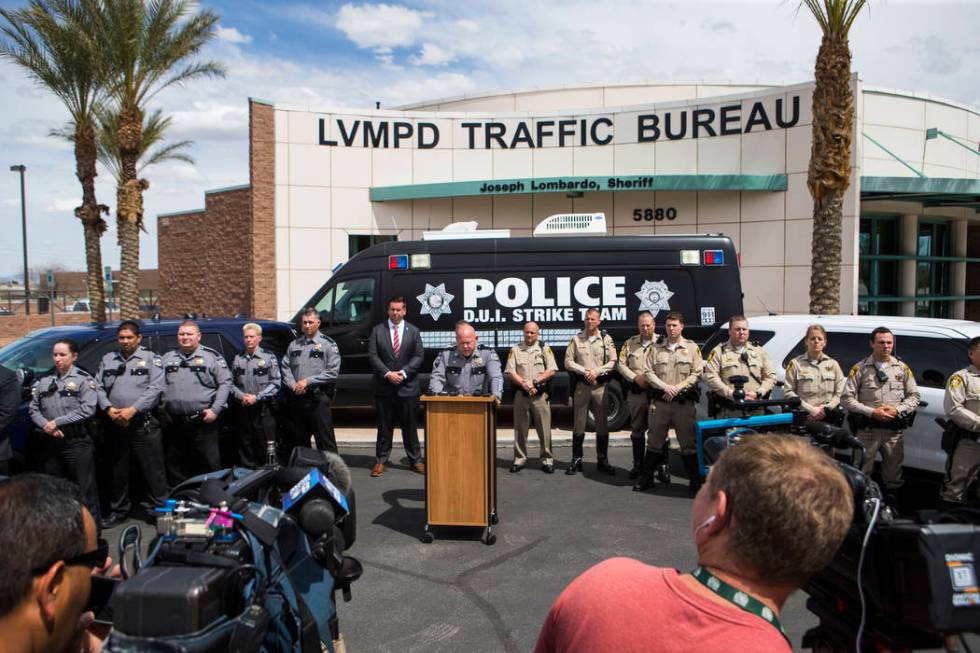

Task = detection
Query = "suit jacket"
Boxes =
[0,365,21,461]
[367,320,424,398]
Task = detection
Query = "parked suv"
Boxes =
[0,317,296,465]
[704,315,979,476]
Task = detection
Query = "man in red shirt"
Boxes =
[534,435,853,652]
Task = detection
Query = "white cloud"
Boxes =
[45,198,80,213]
[335,3,427,50]
[411,43,455,67]
[216,26,253,44]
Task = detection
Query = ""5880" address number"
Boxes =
[633,207,677,221]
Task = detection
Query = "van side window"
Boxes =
[315,277,375,327]
[894,337,968,389]
[783,332,871,371]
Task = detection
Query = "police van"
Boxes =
[297,219,743,429]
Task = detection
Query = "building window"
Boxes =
[349,234,397,257]
[915,220,951,318]
[858,216,898,316]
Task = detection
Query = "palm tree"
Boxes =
[86,0,224,319]
[0,0,108,323]
[93,107,194,183]
[801,0,867,314]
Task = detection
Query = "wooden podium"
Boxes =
[420,395,498,545]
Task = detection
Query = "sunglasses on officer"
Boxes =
[31,538,109,576]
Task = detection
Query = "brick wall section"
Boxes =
[249,100,276,319]
[0,313,91,346]
[157,186,252,318]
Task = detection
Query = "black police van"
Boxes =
[297,234,743,430]
[0,317,296,463]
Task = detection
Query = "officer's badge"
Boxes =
[196,358,205,365]
[67,382,77,390]
[473,356,484,367]
[137,360,146,367]
[258,359,266,367]
[314,344,322,351]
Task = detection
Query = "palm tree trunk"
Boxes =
[74,121,108,323]
[116,103,145,319]
[807,33,854,315]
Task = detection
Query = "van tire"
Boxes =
[587,381,627,432]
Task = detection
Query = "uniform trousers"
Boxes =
[236,402,277,468]
[857,427,904,490]
[626,391,655,441]
[374,393,421,464]
[942,436,980,503]
[34,425,101,524]
[163,417,221,487]
[648,399,697,454]
[513,390,552,465]
[289,389,336,455]
[572,382,608,437]
[106,414,168,514]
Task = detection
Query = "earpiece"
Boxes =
[696,515,716,532]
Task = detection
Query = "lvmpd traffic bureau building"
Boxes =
[157,77,980,322]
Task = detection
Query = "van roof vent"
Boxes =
[534,212,607,237]
[422,221,511,241]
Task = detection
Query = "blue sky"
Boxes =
[0,0,977,280]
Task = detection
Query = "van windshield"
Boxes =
[0,334,65,375]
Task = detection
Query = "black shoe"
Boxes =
[633,474,655,492]
[628,462,642,480]
[509,463,525,473]
[565,458,583,475]
[656,463,671,484]
[102,512,128,529]
[596,459,615,476]
[542,462,554,474]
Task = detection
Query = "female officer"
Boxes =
[29,339,101,524]
[783,324,846,425]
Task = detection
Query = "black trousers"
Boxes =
[163,418,221,487]
[289,391,336,456]
[106,414,168,515]
[34,427,101,525]
[374,393,421,464]
[236,402,277,468]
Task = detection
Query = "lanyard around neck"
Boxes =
[691,566,789,644]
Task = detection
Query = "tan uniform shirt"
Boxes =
[564,331,616,378]
[505,341,558,387]
[945,365,980,433]
[644,338,703,391]
[617,335,656,384]
[703,342,776,399]
[841,355,920,417]
[783,354,845,413]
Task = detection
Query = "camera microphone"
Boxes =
[804,421,865,451]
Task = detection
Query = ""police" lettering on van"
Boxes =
[464,276,626,309]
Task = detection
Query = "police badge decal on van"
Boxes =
[417,283,455,320]
[635,280,673,318]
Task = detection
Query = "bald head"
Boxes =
[455,321,478,357]
[522,322,540,346]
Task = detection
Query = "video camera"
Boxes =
[101,446,362,653]
[802,461,980,651]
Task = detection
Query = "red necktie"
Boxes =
[392,325,400,357]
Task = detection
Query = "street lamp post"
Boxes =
[9,165,29,315]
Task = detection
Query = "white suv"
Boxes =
[702,315,980,476]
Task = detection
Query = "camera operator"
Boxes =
[783,324,845,426]
[939,336,980,508]
[704,315,776,418]
[0,474,109,653]
[841,326,919,502]
[534,435,853,653]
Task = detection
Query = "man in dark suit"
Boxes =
[0,364,21,477]
[368,296,424,477]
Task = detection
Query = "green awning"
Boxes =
[861,176,980,210]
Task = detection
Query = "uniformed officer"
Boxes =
[95,320,167,528]
[783,324,845,425]
[231,322,281,468]
[617,311,657,479]
[429,321,503,400]
[160,319,232,485]
[939,336,980,507]
[28,339,100,525]
[282,307,341,457]
[635,311,703,494]
[505,321,557,473]
[841,326,920,498]
[703,314,776,418]
[564,308,617,476]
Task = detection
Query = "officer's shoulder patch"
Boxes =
[785,359,796,372]
[321,334,337,345]
[949,374,964,390]
[488,349,499,361]
[848,364,860,378]
[89,381,96,389]
[544,345,553,355]
[217,358,228,368]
